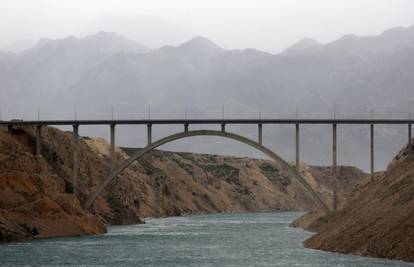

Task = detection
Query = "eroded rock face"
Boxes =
[115,149,365,217]
[0,130,106,242]
[0,126,366,242]
[300,141,414,262]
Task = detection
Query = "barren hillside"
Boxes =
[0,126,366,242]
[298,140,414,262]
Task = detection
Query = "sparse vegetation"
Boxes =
[172,157,194,176]
[259,162,291,192]
[203,163,240,185]
[106,193,126,224]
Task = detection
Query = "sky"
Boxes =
[1,0,414,53]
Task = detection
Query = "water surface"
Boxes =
[0,212,412,266]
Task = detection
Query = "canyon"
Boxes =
[0,125,366,242]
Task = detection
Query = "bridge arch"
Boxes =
[84,130,329,214]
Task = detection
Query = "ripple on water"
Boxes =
[0,212,413,267]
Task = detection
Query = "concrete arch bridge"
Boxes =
[3,118,413,215]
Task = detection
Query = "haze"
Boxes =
[2,0,414,53]
[1,0,414,171]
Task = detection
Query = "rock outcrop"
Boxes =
[297,141,414,262]
[0,129,105,242]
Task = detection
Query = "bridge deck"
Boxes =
[1,119,413,126]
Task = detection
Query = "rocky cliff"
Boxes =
[297,140,414,262]
[0,126,365,242]
[0,128,105,242]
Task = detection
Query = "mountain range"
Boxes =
[1,26,414,170]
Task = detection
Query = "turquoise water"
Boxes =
[0,212,413,266]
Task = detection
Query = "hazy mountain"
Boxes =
[1,39,38,53]
[174,36,224,56]
[87,15,193,49]
[30,31,151,55]
[282,38,322,55]
[1,26,414,170]
[21,31,150,75]
[0,32,152,116]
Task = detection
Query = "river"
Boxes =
[0,212,412,266]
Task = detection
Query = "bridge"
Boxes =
[2,118,413,214]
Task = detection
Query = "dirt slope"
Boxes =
[301,141,414,262]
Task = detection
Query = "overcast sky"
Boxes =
[1,0,414,53]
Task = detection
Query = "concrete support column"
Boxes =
[409,124,412,152]
[258,124,263,145]
[370,124,374,182]
[221,123,226,132]
[332,123,337,211]
[73,124,80,197]
[184,123,189,133]
[110,123,115,173]
[147,123,152,146]
[36,125,42,157]
[295,123,300,171]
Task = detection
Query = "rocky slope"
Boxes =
[297,140,414,262]
[0,125,366,242]
[0,128,105,242]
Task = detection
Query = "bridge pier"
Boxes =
[409,124,412,151]
[258,124,262,145]
[147,123,152,145]
[36,125,42,157]
[370,124,374,182]
[295,123,300,171]
[221,123,226,132]
[332,124,337,210]
[110,124,115,173]
[73,124,80,197]
[184,123,189,133]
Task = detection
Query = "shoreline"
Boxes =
[2,211,412,266]
[1,210,307,245]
